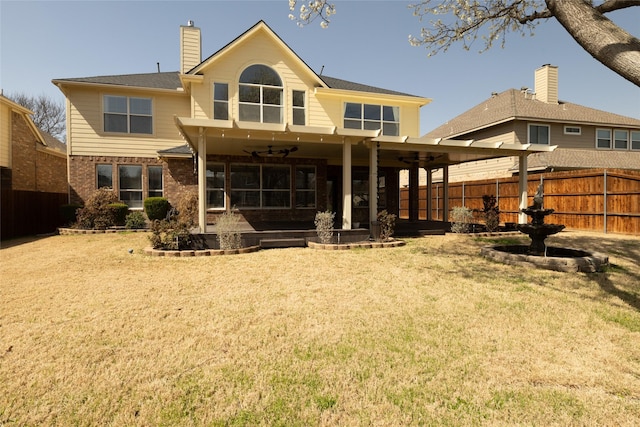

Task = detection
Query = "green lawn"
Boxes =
[1,231,638,425]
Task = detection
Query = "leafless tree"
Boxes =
[289,0,640,86]
[8,92,66,141]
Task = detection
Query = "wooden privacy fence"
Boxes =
[1,190,68,241]
[400,169,640,235]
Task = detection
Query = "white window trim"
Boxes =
[613,129,629,151]
[118,164,144,210]
[206,162,226,211]
[103,95,154,135]
[563,125,581,135]
[148,165,164,198]
[213,82,230,121]
[292,90,306,126]
[527,123,551,145]
[230,163,292,209]
[295,165,316,209]
[596,128,612,150]
[631,130,640,151]
[343,103,400,136]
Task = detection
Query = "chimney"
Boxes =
[534,64,558,104]
[180,20,201,74]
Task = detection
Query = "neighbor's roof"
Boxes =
[425,88,640,139]
[40,131,66,154]
[521,148,640,171]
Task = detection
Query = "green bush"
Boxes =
[377,210,397,241]
[144,197,170,221]
[108,203,129,226]
[125,211,147,229]
[59,204,82,226]
[450,206,473,234]
[149,219,192,250]
[75,188,120,229]
[215,210,243,250]
[314,210,335,244]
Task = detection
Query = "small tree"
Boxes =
[314,210,335,244]
[148,191,199,250]
[215,210,243,250]
[377,210,397,241]
[75,188,120,229]
[450,206,473,234]
[482,195,500,232]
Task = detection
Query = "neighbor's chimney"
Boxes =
[180,20,201,74]
[534,64,558,104]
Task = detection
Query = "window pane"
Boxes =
[119,165,142,190]
[207,164,225,188]
[263,166,290,190]
[364,120,380,131]
[214,102,229,120]
[296,167,315,190]
[214,83,228,101]
[344,119,361,130]
[105,114,127,132]
[104,96,127,113]
[364,104,380,121]
[263,191,290,208]
[293,108,305,125]
[148,166,163,196]
[263,88,282,105]
[239,104,261,122]
[296,191,315,208]
[530,125,549,144]
[293,90,305,107]
[263,105,282,123]
[614,130,628,149]
[97,164,112,189]
[597,129,611,148]
[383,122,399,136]
[631,131,640,150]
[383,106,399,121]
[344,103,361,119]
[130,115,152,134]
[207,190,224,208]
[231,190,260,208]
[120,191,143,209]
[239,85,260,103]
[231,165,260,189]
[129,98,152,115]
[239,64,282,86]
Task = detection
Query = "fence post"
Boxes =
[462,182,465,207]
[603,169,608,234]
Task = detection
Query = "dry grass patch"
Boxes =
[1,231,639,425]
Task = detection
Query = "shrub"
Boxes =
[450,206,473,234]
[144,197,170,221]
[215,210,243,250]
[315,210,335,244]
[108,203,129,226]
[125,211,147,229]
[75,188,120,229]
[59,204,82,226]
[482,195,500,232]
[149,219,193,250]
[175,189,198,229]
[377,210,397,241]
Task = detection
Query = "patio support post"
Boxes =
[342,138,352,229]
[426,169,433,221]
[197,127,207,233]
[518,154,528,224]
[443,165,450,223]
[409,165,419,221]
[368,141,378,225]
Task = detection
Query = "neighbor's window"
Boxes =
[596,129,612,149]
[238,64,283,123]
[118,165,143,208]
[528,124,550,145]
[614,130,629,150]
[343,103,400,136]
[148,165,163,198]
[295,166,316,208]
[564,126,581,135]
[292,90,305,125]
[213,83,229,120]
[96,164,112,189]
[631,131,640,151]
[206,163,225,209]
[104,96,152,134]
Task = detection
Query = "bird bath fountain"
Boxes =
[481,184,608,272]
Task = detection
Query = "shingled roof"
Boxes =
[425,88,640,139]
[521,148,640,171]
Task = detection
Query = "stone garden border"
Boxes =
[143,245,261,257]
[308,240,405,250]
[58,227,148,235]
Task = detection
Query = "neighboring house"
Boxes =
[418,64,640,184]
[53,21,551,231]
[0,93,67,193]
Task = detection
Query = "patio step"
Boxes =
[260,238,307,249]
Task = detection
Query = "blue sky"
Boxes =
[1,0,638,134]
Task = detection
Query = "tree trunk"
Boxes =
[546,0,640,86]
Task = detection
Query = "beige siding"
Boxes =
[534,65,558,104]
[67,87,190,157]
[180,26,201,74]
[0,102,11,167]
[466,122,517,145]
[434,157,517,183]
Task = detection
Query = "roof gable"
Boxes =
[426,88,640,139]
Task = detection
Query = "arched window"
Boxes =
[239,65,283,124]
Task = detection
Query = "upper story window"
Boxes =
[614,130,629,150]
[528,123,550,145]
[213,83,229,120]
[343,103,400,136]
[238,65,283,124]
[104,96,152,134]
[596,129,611,149]
[632,131,640,151]
[564,126,581,135]
[292,90,306,125]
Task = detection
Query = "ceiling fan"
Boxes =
[244,145,299,158]
[398,153,443,165]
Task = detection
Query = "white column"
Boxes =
[369,142,378,225]
[426,169,433,221]
[442,165,449,223]
[518,154,528,224]
[342,139,352,229]
[197,128,207,233]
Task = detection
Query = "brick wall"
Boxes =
[11,112,37,191]
[36,150,67,193]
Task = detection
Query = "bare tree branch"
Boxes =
[9,92,66,141]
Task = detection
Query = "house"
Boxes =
[53,21,553,232]
[420,64,640,184]
[0,93,67,193]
